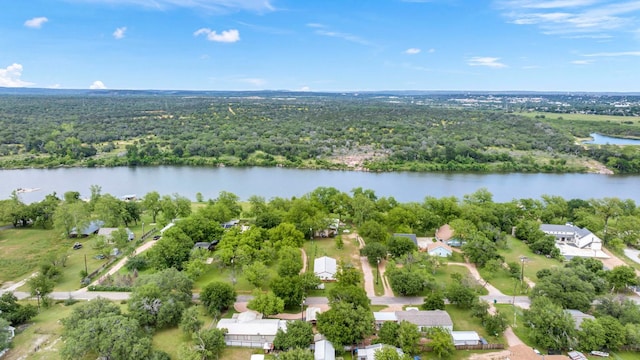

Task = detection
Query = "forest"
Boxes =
[1,91,640,173]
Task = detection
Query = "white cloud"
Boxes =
[428,48,436,53]
[497,0,640,36]
[468,57,507,68]
[0,63,34,87]
[571,59,593,64]
[300,86,311,91]
[314,29,371,46]
[194,28,240,43]
[404,48,421,55]
[306,23,325,28]
[90,80,107,89]
[24,17,48,29]
[70,0,274,13]
[583,51,640,56]
[48,84,61,89]
[113,26,127,39]
[238,78,265,86]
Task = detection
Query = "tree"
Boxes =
[268,222,305,249]
[200,281,237,316]
[53,200,89,237]
[180,306,203,336]
[374,346,410,360]
[94,194,127,227]
[328,284,370,310]
[429,327,455,359]
[247,290,285,317]
[193,328,226,360]
[243,261,270,288]
[607,265,639,292]
[397,321,420,355]
[484,313,508,337]
[387,266,431,296]
[316,301,374,349]
[335,263,362,286]
[0,292,37,325]
[421,291,445,310]
[523,297,576,351]
[361,242,387,265]
[27,273,54,309]
[378,321,400,347]
[576,318,606,352]
[273,320,313,350]
[0,318,10,352]
[387,236,418,258]
[530,267,597,312]
[270,276,304,308]
[142,191,162,223]
[278,348,314,360]
[277,247,303,277]
[445,281,477,308]
[146,226,193,270]
[60,298,153,360]
[598,316,625,351]
[358,220,388,242]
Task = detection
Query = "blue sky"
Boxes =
[1,0,640,92]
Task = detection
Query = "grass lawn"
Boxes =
[500,236,563,282]
[478,267,522,296]
[520,112,640,124]
[194,262,274,294]
[304,234,361,269]
[0,227,64,284]
[446,304,505,344]
[494,304,533,346]
[372,267,384,296]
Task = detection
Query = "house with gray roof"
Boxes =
[314,256,337,281]
[541,223,605,258]
[356,344,403,360]
[70,220,104,237]
[216,311,287,348]
[376,309,453,332]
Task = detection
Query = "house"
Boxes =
[373,312,399,329]
[451,331,481,346]
[395,309,453,331]
[540,223,607,258]
[314,339,336,360]
[70,220,104,237]
[216,311,287,348]
[426,242,453,257]
[435,224,454,242]
[121,194,137,201]
[315,219,340,238]
[565,309,595,329]
[193,242,216,251]
[97,227,135,242]
[392,233,418,246]
[314,256,337,281]
[373,309,453,332]
[221,219,240,229]
[357,344,404,360]
[306,307,322,324]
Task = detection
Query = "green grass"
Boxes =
[495,304,533,346]
[0,227,63,283]
[478,267,522,296]
[446,305,505,344]
[521,111,640,124]
[153,327,184,358]
[373,267,384,296]
[304,234,361,269]
[500,236,563,282]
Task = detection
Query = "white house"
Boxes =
[314,256,337,281]
[540,223,607,258]
[314,339,336,360]
[306,307,322,323]
[426,242,453,257]
[216,311,287,348]
[373,309,453,332]
[451,331,481,346]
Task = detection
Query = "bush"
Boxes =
[87,285,132,292]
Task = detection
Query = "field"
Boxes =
[521,112,640,124]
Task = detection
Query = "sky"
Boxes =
[2,0,640,92]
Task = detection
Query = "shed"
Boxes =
[451,331,481,346]
[314,339,336,360]
[314,256,337,281]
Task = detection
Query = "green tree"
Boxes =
[445,281,477,308]
[270,276,304,309]
[243,261,270,288]
[429,327,455,359]
[316,301,374,349]
[397,321,420,355]
[374,346,410,360]
[387,236,418,258]
[278,348,314,360]
[200,281,237,316]
[142,191,162,223]
[421,291,445,310]
[361,242,387,265]
[273,320,313,350]
[0,318,10,352]
[378,321,400,347]
[335,263,362,286]
[146,226,193,270]
[607,265,639,292]
[576,318,606,352]
[484,312,508,337]
[358,220,388,242]
[523,297,576,351]
[328,284,370,310]
[0,292,37,326]
[268,222,305,249]
[190,328,227,360]
[598,316,625,351]
[27,273,54,309]
[180,306,203,336]
[277,247,303,277]
[247,290,285,317]
[53,200,89,238]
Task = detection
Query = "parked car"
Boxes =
[94,254,106,260]
[153,235,161,240]
[72,242,82,250]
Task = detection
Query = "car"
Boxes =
[72,242,82,250]
[153,235,161,240]
[94,254,106,260]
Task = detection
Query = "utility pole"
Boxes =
[376,258,380,285]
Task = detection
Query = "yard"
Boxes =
[446,305,506,345]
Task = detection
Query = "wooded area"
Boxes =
[1,92,639,173]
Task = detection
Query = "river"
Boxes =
[583,133,640,145]
[3,166,640,203]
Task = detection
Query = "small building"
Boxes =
[435,224,454,242]
[314,339,336,360]
[70,220,105,237]
[392,233,418,245]
[216,311,287,348]
[451,331,481,346]
[314,256,337,281]
[98,227,135,242]
[306,307,322,324]
[357,344,404,360]
[395,309,453,331]
[121,194,137,201]
[565,309,595,329]
[426,242,453,257]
